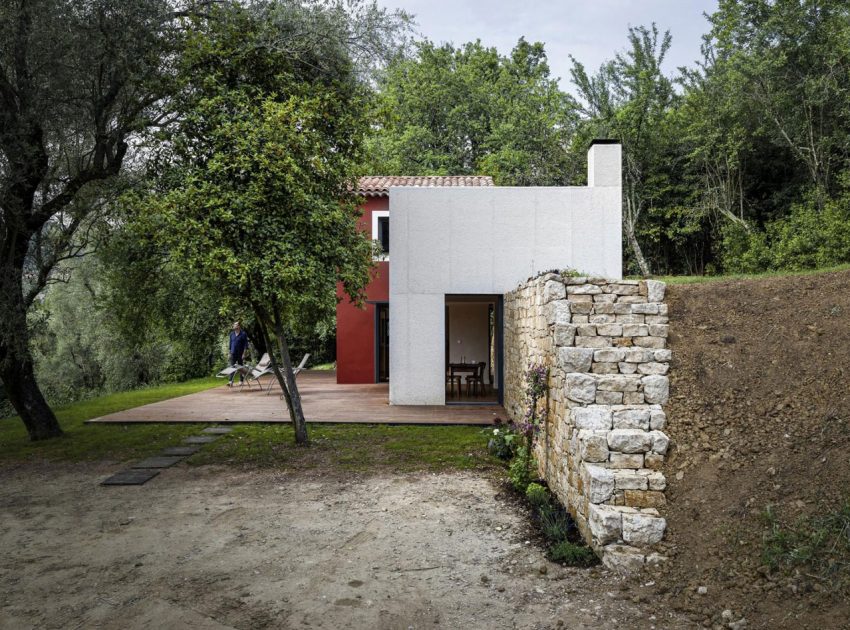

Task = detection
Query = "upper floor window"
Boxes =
[371,210,389,260]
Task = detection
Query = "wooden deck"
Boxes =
[87,371,504,425]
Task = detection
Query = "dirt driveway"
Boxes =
[0,464,691,629]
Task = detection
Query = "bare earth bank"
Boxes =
[0,464,692,629]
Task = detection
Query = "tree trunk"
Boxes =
[625,217,652,277]
[270,308,309,446]
[0,347,63,440]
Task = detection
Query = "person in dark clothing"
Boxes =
[228,321,249,386]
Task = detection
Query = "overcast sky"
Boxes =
[382,0,719,88]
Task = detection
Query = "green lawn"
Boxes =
[0,378,495,473]
[645,263,850,285]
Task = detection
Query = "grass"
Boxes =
[0,377,222,463]
[310,362,336,371]
[762,502,850,591]
[0,378,495,473]
[641,262,850,286]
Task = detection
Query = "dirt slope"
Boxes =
[655,269,850,628]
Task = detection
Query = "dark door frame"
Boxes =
[374,302,389,383]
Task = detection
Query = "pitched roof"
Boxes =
[357,175,494,197]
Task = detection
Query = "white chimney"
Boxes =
[587,140,622,188]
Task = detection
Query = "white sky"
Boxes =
[382,0,719,89]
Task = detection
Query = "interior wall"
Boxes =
[447,303,490,383]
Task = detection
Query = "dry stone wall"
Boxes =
[504,272,670,572]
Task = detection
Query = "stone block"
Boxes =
[609,453,644,468]
[619,295,648,304]
[595,391,624,404]
[543,279,566,302]
[622,512,666,545]
[622,324,649,337]
[645,315,669,325]
[579,430,609,462]
[592,303,615,315]
[623,348,655,363]
[573,406,612,430]
[570,301,593,314]
[614,470,648,490]
[554,324,576,346]
[559,347,594,373]
[588,504,622,544]
[612,303,635,315]
[591,363,619,374]
[648,324,669,338]
[644,453,664,470]
[593,293,617,303]
[654,349,672,362]
[633,336,666,349]
[649,410,667,430]
[642,375,669,404]
[582,464,615,504]
[618,362,637,374]
[575,335,611,348]
[594,348,626,363]
[567,284,602,295]
[548,300,571,325]
[644,280,666,303]
[613,409,650,430]
[601,544,645,573]
[608,429,652,453]
[565,276,588,285]
[608,283,640,295]
[649,430,670,454]
[631,303,660,315]
[596,323,623,337]
[638,362,669,375]
[647,471,667,491]
[623,392,645,404]
[566,373,597,404]
[576,324,597,336]
[589,313,615,324]
[596,374,641,392]
[615,313,646,324]
[624,490,666,508]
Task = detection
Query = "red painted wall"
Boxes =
[336,197,389,383]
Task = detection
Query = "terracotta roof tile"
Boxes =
[357,175,494,197]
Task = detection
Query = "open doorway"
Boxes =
[444,295,502,405]
[375,303,389,382]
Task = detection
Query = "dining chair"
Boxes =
[466,362,486,397]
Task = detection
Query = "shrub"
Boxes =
[538,503,572,542]
[485,422,519,460]
[525,482,550,509]
[548,540,598,567]
[508,451,536,493]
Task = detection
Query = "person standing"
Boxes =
[228,321,249,386]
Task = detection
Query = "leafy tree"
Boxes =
[367,38,578,184]
[0,0,185,439]
[130,3,376,444]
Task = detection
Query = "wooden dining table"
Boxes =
[447,362,482,396]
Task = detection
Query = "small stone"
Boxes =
[649,430,670,455]
[588,504,622,544]
[697,586,708,595]
[642,375,670,404]
[548,300,572,326]
[573,406,612,430]
[622,512,666,545]
[601,544,645,574]
[612,409,650,430]
[558,348,596,373]
[554,324,577,346]
[644,280,666,302]
[649,410,666,430]
[566,373,596,403]
[543,279,566,302]
[637,362,669,375]
[632,336,666,349]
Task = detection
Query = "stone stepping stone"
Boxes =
[161,446,201,456]
[101,469,160,486]
[131,455,185,469]
[202,427,233,434]
[183,436,218,444]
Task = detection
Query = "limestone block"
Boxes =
[612,303,635,315]
[624,490,666,508]
[631,303,659,315]
[582,464,615,504]
[622,324,649,337]
[570,301,593,314]
[596,374,641,392]
[588,503,622,544]
[649,430,670,454]
[595,323,623,337]
[619,295,648,304]
[575,336,612,348]
[613,409,650,430]
[623,348,655,363]
[592,303,615,315]
[613,338,634,348]
[579,430,609,462]
[594,348,626,363]
[593,294,617,303]
[622,512,666,545]
[554,324,576,347]
[654,349,672,362]
[615,313,646,324]
[589,313,616,324]
[642,375,670,404]
[648,324,669,338]
[645,315,669,325]
[595,391,624,404]
[567,284,602,295]
[609,453,644,468]
[647,471,667,490]
[614,470,648,490]
[618,362,637,374]
[649,410,667,430]
[559,347,594,373]
[576,324,597,336]
[658,304,669,316]
[566,373,597,404]
[601,544,645,573]
[623,392,645,405]
[547,300,571,326]
[633,336,666,349]
[543,279,566,302]
[607,283,640,295]
[571,315,589,323]
[573,406,613,430]
[608,429,652,453]
[644,280,666,303]
[591,363,619,374]
[638,362,669,375]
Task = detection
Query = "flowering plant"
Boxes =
[516,363,549,481]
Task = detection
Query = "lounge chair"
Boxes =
[247,352,310,395]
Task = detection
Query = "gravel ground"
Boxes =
[0,463,692,629]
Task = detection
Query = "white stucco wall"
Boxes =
[389,143,622,405]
